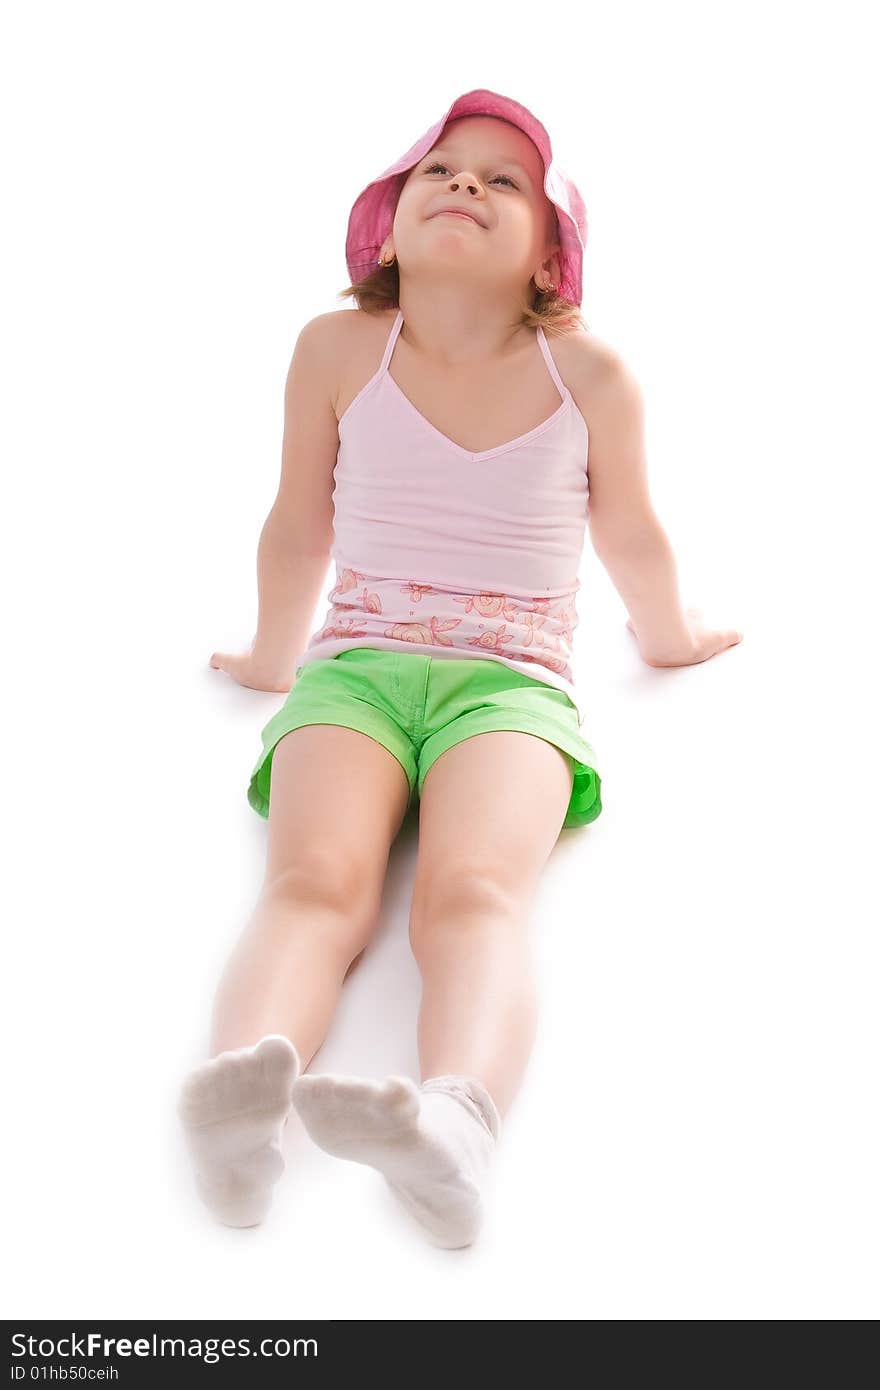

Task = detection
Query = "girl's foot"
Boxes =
[177,1034,301,1227]
[291,1071,500,1248]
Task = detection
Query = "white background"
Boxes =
[2,0,877,1320]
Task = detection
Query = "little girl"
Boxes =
[177,88,742,1248]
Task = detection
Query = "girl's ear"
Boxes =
[535,248,562,288]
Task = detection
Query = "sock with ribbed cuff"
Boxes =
[290,1068,501,1248]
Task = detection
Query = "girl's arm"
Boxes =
[211,314,341,692]
[582,346,742,668]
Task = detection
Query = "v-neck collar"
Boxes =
[382,309,572,463]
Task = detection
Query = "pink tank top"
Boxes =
[296,309,592,725]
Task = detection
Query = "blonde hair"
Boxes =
[336,262,589,338]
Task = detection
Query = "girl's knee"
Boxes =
[264,844,376,917]
[409,863,522,953]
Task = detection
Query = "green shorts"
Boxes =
[247,648,603,831]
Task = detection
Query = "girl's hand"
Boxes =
[209,644,296,693]
[626,607,744,668]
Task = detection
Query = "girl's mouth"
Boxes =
[433,211,482,225]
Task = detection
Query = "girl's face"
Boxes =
[392,115,560,295]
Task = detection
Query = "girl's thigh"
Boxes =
[265,723,412,922]
[411,730,573,926]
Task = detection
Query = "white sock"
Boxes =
[177,1034,301,1228]
[290,1070,501,1248]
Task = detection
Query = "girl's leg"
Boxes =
[290,730,572,1247]
[178,723,411,1227]
[409,729,572,1115]
[209,723,411,1063]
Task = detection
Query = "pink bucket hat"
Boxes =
[345,87,588,307]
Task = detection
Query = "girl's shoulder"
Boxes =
[550,325,634,431]
[328,308,398,425]
[327,305,396,356]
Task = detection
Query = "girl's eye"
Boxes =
[423,161,518,189]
